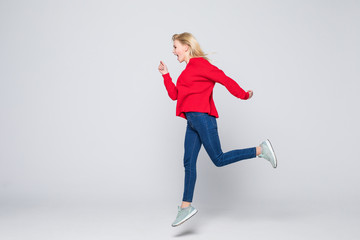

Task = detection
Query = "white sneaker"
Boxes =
[171,206,198,227]
[259,139,277,168]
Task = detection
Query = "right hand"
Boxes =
[158,61,168,75]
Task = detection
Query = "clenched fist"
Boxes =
[158,61,169,75]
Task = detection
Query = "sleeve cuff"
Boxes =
[244,91,250,100]
[162,73,170,80]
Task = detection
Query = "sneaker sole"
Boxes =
[266,139,277,168]
[171,209,198,227]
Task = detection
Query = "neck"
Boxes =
[185,55,191,64]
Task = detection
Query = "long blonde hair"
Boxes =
[172,32,209,61]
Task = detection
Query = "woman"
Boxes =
[158,32,277,227]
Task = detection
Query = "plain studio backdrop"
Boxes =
[0,0,359,239]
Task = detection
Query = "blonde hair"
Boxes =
[172,32,209,61]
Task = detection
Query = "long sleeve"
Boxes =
[205,64,249,100]
[162,73,178,100]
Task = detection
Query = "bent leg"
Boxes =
[194,114,256,167]
[182,122,202,202]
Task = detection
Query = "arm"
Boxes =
[158,61,178,100]
[205,64,250,100]
[162,73,178,100]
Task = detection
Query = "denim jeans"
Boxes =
[182,112,256,202]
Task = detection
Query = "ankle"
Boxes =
[181,201,191,208]
[256,146,262,156]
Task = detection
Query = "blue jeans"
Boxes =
[182,112,256,202]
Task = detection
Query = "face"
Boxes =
[172,40,189,63]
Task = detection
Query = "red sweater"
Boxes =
[163,57,249,119]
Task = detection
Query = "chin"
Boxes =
[176,56,183,63]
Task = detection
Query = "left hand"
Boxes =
[247,90,253,99]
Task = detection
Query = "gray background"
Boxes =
[1,0,359,239]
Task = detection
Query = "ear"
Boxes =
[184,45,190,52]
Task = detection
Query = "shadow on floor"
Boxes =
[173,228,197,238]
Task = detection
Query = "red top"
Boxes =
[163,57,249,119]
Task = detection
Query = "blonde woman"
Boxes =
[158,32,277,227]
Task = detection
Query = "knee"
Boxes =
[184,166,197,172]
[212,157,224,167]
[184,162,197,172]
[211,153,224,167]
[214,162,224,167]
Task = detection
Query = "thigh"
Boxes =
[183,122,202,167]
[189,113,223,161]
